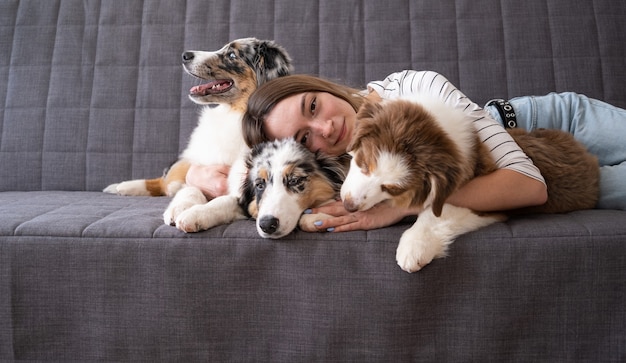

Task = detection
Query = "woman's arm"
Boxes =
[445,169,547,212]
[309,169,547,232]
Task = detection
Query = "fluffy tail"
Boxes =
[103,160,190,197]
[509,128,599,213]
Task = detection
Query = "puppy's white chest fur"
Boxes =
[180,105,247,166]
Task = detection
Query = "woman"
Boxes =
[187,70,626,231]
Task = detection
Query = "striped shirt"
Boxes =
[367,70,545,185]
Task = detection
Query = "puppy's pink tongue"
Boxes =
[190,80,232,96]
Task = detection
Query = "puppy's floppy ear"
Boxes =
[347,101,382,153]
[381,183,405,196]
[238,166,257,218]
[428,170,460,218]
[356,99,383,120]
[382,183,420,209]
[345,136,359,153]
[254,40,293,85]
[316,152,350,187]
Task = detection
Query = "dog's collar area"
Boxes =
[486,99,518,129]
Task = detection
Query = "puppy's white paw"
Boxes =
[298,213,333,232]
[395,228,444,273]
[175,205,210,233]
[163,200,193,226]
[163,187,207,225]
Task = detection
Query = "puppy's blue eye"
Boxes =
[229,52,236,59]
[255,180,265,190]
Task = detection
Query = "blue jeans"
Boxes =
[486,92,626,210]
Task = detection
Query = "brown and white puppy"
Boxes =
[102,38,293,231]
[175,138,348,238]
[341,98,599,273]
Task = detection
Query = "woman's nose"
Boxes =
[318,119,333,138]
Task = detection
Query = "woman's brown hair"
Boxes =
[242,74,364,147]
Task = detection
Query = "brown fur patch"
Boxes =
[381,184,417,209]
[142,160,191,197]
[282,163,297,180]
[508,128,599,213]
[230,67,258,113]
[258,167,269,182]
[159,160,190,197]
[247,200,258,219]
[145,178,165,197]
[297,175,338,210]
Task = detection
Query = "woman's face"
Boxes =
[263,92,356,156]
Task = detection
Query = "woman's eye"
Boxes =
[300,132,309,146]
[310,97,317,114]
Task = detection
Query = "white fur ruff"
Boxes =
[163,105,249,229]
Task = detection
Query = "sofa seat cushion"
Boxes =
[2,191,625,241]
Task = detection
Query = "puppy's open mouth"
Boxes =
[189,79,234,96]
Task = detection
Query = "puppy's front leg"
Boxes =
[395,207,446,273]
[396,204,504,273]
[175,195,246,233]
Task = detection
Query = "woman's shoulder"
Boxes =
[367,70,452,99]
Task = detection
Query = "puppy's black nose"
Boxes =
[259,216,279,235]
[182,51,194,63]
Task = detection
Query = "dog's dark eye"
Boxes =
[255,179,265,191]
[287,176,304,187]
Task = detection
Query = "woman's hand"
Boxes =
[185,164,231,199]
[306,200,421,232]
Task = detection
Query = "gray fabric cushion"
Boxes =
[2,192,626,361]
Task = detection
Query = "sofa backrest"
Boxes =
[1,0,625,192]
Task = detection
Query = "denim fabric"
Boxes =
[487,93,626,209]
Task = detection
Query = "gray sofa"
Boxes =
[1,0,625,361]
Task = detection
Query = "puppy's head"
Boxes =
[240,138,347,239]
[182,38,293,111]
[341,99,465,217]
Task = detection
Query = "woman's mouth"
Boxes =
[335,120,346,146]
